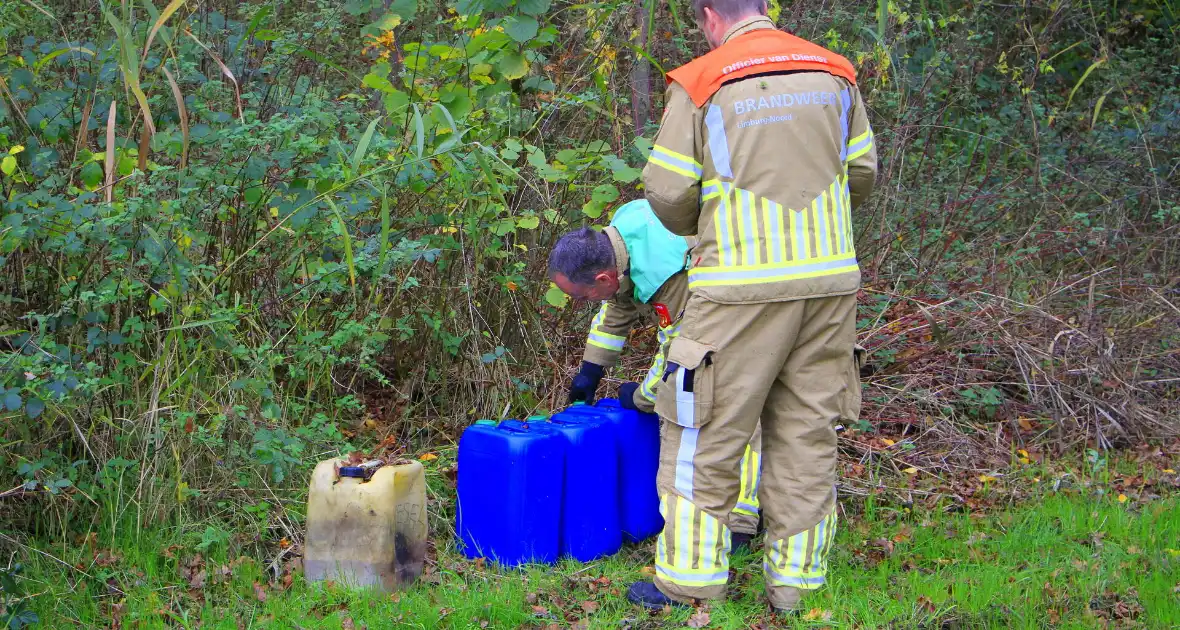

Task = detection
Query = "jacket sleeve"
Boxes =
[643,83,703,236]
[845,86,877,210]
[582,297,639,368]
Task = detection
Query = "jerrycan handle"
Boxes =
[339,459,384,481]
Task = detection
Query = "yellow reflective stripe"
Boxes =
[843,175,855,250]
[824,187,839,256]
[721,184,738,267]
[652,145,703,172]
[689,263,858,287]
[648,154,701,180]
[701,178,723,201]
[676,495,693,570]
[847,129,871,147]
[587,337,623,352]
[640,322,679,400]
[846,130,873,162]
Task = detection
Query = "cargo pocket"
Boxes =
[654,337,716,428]
[839,344,866,424]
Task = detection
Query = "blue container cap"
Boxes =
[474,419,496,426]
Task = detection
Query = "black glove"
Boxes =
[618,382,640,410]
[568,361,605,403]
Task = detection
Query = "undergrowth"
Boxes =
[1,0,1178,617]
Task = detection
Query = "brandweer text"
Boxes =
[734,91,838,115]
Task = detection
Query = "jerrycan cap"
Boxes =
[523,414,548,428]
[474,419,496,426]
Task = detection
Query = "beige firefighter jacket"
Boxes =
[582,226,692,412]
[643,16,878,304]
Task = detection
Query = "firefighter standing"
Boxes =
[629,0,877,613]
[548,199,764,548]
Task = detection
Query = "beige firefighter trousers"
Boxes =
[652,293,860,609]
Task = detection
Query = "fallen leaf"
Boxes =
[571,620,590,630]
[980,474,998,483]
[419,453,439,462]
[580,600,598,614]
[803,608,833,621]
[474,557,486,570]
[882,438,896,446]
[1164,469,1175,474]
[341,617,355,630]
[253,581,267,603]
[686,609,711,628]
[532,605,549,615]
[640,566,656,576]
[903,467,918,475]
[526,592,538,604]
[1118,494,1128,503]
[1018,417,1034,431]
[480,622,489,629]
[917,595,936,613]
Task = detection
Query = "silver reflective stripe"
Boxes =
[816,194,831,258]
[674,425,698,501]
[691,254,858,283]
[838,88,851,162]
[833,179,847,254]
[763,562,827,588]
[656,563,729,585]
[742,189,757,266]
[652,146,704,178]
[704,104,734,178]
[765,199,784,264]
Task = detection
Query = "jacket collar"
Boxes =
[604,226,632,296]
[722,15,776,45]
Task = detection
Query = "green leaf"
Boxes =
[489,217,516,236]
[26,397,45,418]
[496,51,529,79]
[591,183,620,204]
[545,284,569,308]
[344,0,376,16]
[601,155,642,183]
[383,90,410,115]
[4,390,21,411]
[503,15,539,43]
[362,72,395,93]
[517,0,551,16]
[411,104,425,158]
[516,215,540,229]
[254,29,281,41]
[351,116,382,172]
[388,0,418,20]
[1,155,15,176]
[585,140,611,153]
[80,161,102,189]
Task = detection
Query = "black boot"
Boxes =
[627,581,688,611]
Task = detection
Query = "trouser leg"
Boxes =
[760,294,859,611]
[728,424,762,536]
[652,296,802,603]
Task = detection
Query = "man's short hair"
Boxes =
[548,227,615,285]
[692,0,768,22]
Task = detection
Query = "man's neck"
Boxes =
[720,14,775,45]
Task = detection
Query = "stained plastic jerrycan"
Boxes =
[456,419,563,567]
[548,408,622,561]
[305,458,427,591]
[592,398,664,542]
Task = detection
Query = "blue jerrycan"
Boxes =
[456,419,563,566]
[569,399,664,542]
[547,407,622,561]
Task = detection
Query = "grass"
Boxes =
[13,489,1179,629]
